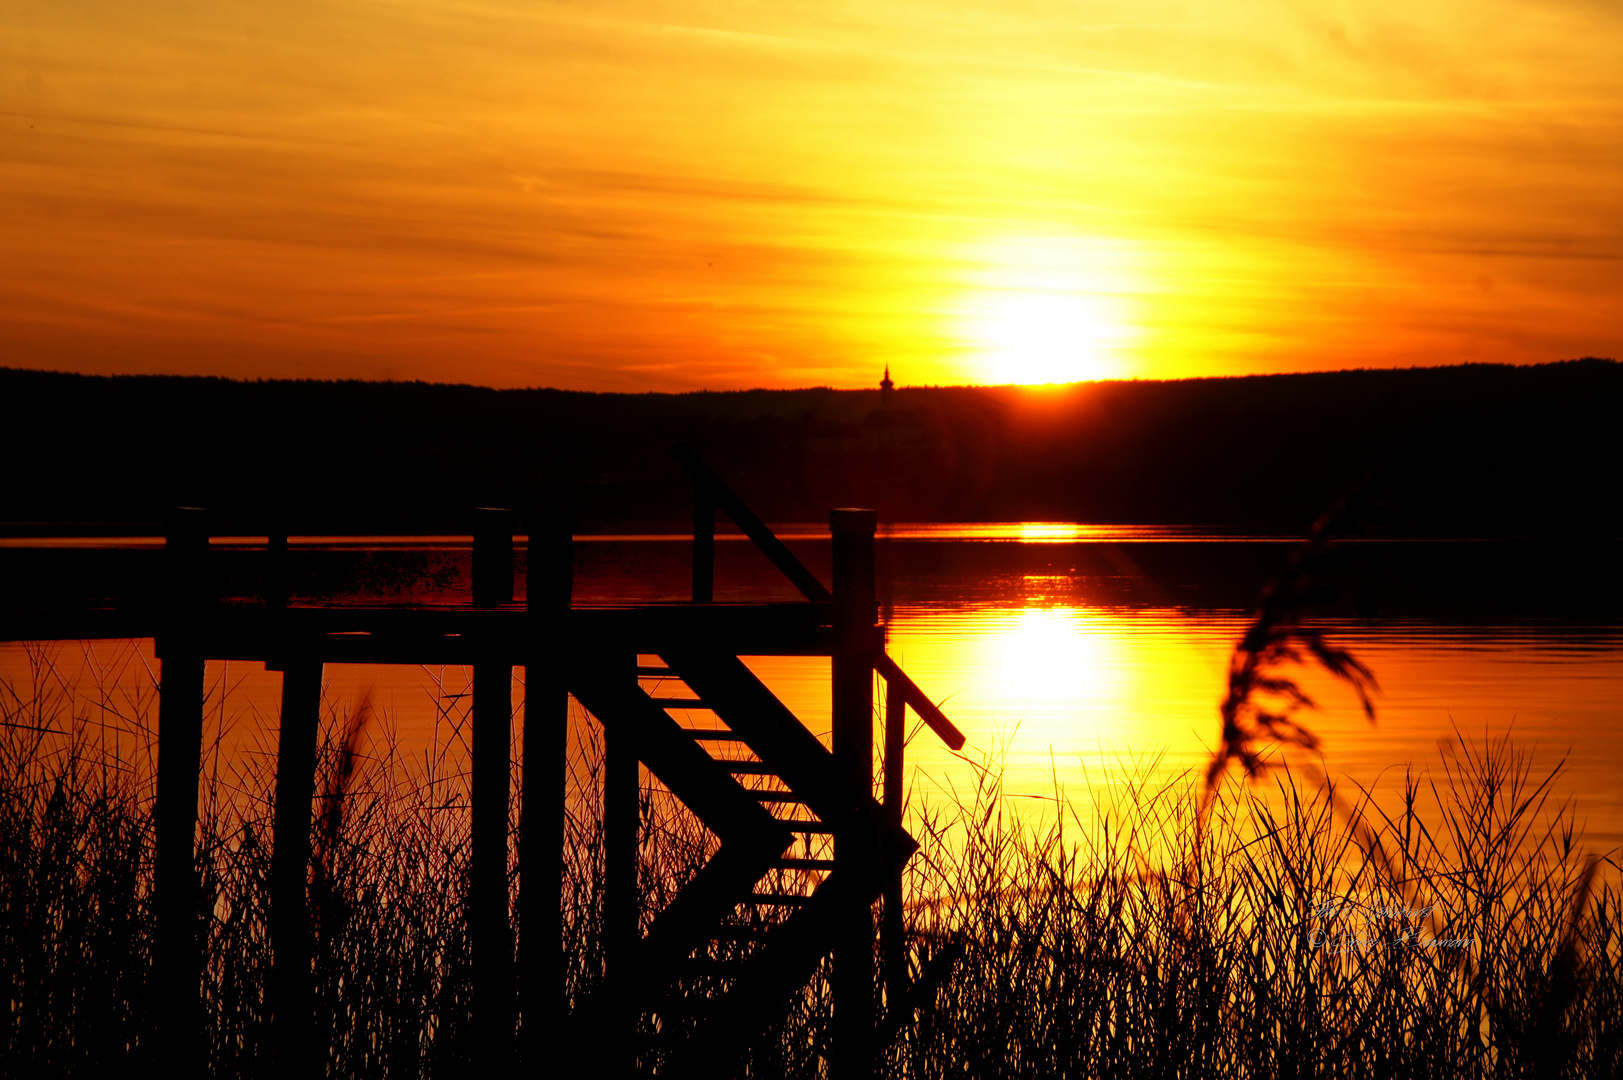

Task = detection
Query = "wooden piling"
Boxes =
[268,658,322,1072]
[604,649,641,1060]
[154,507,209,1075]
[472,508,517,1065]
[519,510,573,1067]
[831,508,877,1080]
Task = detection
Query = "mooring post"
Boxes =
[883,674,906,1013]
[268,655,321,1073]
[831,507,878,1080]
[472,508,517,1067]
[519,509,573,1067]
[693,479,714,604]
[154,507,209,1075]
[604,647,641,1062]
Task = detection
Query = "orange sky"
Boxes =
[3,0,1620,391]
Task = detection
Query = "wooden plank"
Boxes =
[0,602,833,661]
[721,761,774,775]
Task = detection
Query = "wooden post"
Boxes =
[693,482,714,604]
[268,657,321,1073]
[883,675,906,1014]
[473,507,515,608]
[519,509,572,1067]
[472,508,517,1066]
[154,507,209,1075]
[603,650,640,1061]
[831,508,877,1080]
[265,528,290,611]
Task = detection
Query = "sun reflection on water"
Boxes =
[4,548,1621,854]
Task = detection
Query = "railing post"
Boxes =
[154,506,209,1076]
[268,656,321,1073]
[519,509,572,1067]
[693,481,715,604]
[472,507,517,1067]
[883,675,906,1014]
[604,649,640,1062]
[831,507,877,1080]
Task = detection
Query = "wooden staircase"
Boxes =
[572,650,916,1064]
[564,446,963,1073]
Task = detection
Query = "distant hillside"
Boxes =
[1,360,1618,537]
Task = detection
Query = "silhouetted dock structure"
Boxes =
[0,444,964,1077]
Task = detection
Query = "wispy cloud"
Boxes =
[1,0,1619,389]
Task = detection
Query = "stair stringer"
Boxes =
[568,669,796,993]
[660,649,918,863]
[654,650,922,1063]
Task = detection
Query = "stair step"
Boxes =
[782,821,835,834]
[683,729,748,742]
[722,761,775,775]
[772,857,836,871]
[711,925,771,942]
[648,696,709,708]
[752,791,807,804]
[750,892,812,906]
[636,665,676,677]
[679,954,738,975]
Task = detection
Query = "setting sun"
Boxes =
[955,236,1145,385]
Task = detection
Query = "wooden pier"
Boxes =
[0,445,964,1077]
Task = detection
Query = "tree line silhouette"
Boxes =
[2,359,1618,537]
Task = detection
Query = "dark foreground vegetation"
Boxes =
[2,358,1620,536]
[3,650,1620,1078]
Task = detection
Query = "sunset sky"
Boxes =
[3,0,1620,392]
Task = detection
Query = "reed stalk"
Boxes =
[2,649,1618,1077]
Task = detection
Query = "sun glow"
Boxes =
[955,236,1146,385]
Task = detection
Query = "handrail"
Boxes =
[672,441,966,751]
[875,653,965,750]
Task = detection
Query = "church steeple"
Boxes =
[880,365,894,410]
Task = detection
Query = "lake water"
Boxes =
[4,526,1621,849]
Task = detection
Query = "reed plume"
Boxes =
[1207,484,1380,790]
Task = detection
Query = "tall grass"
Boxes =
[898,737,1621,1078]
[3,649,1619,1077]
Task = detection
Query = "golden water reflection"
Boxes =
[4,603,1621,849]
[740,604,1623,849]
